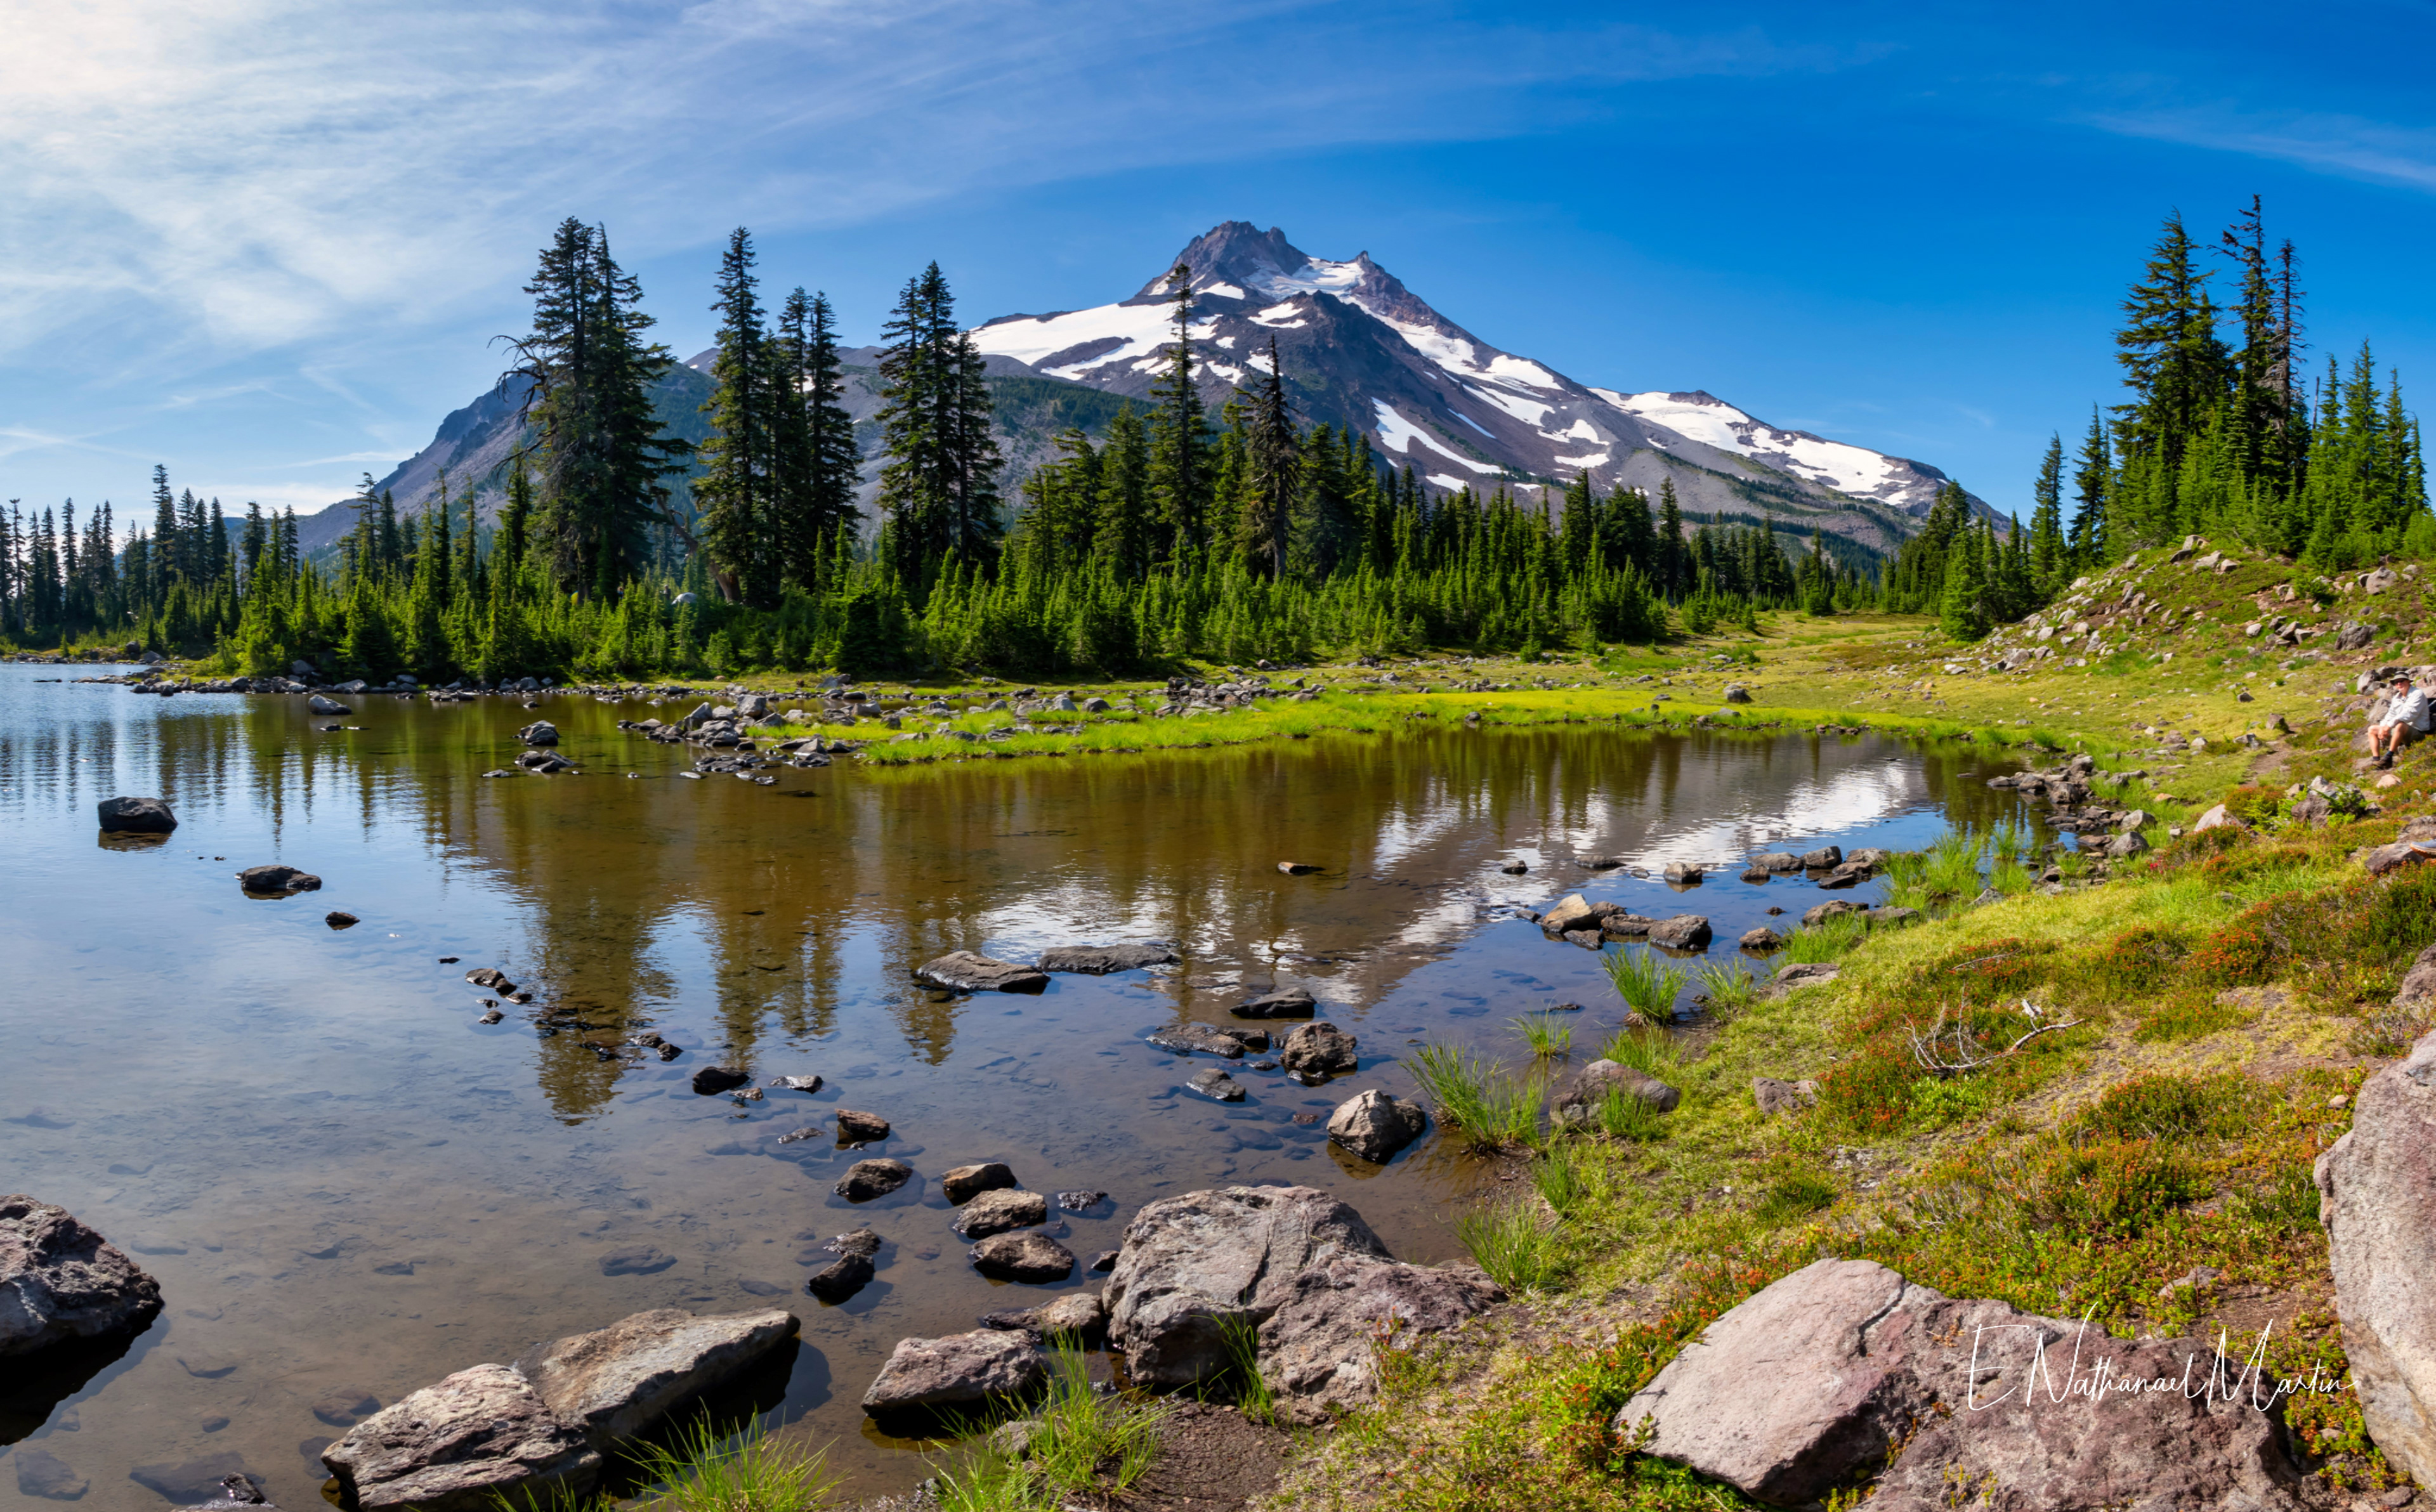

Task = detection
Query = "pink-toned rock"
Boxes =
[321,1364,599,1512]
[1617,1258,2300,1510]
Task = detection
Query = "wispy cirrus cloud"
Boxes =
[0,0,1885,369]
[2085,106,2436,192]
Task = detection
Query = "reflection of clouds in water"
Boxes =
[1368,800,1464,873]
[1635,759,1927,869]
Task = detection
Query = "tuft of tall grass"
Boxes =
[1922,830,1986,900]
[1781,915,1865,963]
[1693,960,1758,1016]
[1510,1013,1572,1058]
[1026,1343,1167,1492]
[1409,1045,1540,1149]
[1532,1140,1592,1215]
[1214,1315,1278,1428]
[1597,1085,1667,1140]
[619,1416,842,1512]
[1455,1201,1564,1292]
[1601,948,1686,1021]
[1878,848,1930,911]
[1597,1023,1682,1077]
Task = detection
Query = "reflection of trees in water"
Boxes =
[22,687,2043,1111]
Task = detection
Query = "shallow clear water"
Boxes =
[0,665,2038,1508]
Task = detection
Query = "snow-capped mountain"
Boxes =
[301,220,1984,559]
[972,221,1986,551]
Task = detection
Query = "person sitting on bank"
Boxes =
[2372,674,2430,769]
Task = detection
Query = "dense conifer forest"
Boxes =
[1,201,2423,678]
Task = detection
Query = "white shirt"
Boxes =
[2390,685,2432,731]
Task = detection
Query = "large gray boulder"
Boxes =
[914,952,1048,994]
[1104,1186,1391,1388]
[861,1329,1048,1417]
[1326,1090,1428,1163]
[2319,1019,2436,1487]
[96,795,177,833]
[321,1364,601,1512]
[516,721,559,746]
[512,1307,799,1451]
[1257,1256,1503,1423]
[1616,1258,2300,1510]
[1550,1059,1679,1126]
[0,1195,164,1355]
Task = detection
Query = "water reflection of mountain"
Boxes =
[8,682,2033,1119]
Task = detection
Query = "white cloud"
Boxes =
[0,1,1863,366]
[2085,107,2436,193]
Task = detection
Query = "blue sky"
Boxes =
[6,0,2435,528]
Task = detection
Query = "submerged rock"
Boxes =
[0,1194,164,1356]
[914,952,1049,994]
[1232,987,1317,1019]
[320,1364,601,1512]
[690,1066,750,1095]
[513,1308,799,1451]
[1035,941,1175,974]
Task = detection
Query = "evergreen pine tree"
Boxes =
[697,227,780,607]
[2029,433,2065,589]
[1238,337,1297,578]
[1148,265,1212,564]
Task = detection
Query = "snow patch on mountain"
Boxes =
[972,304,1212,378]
[1599,389,1907,502]
[1374,401,1500,474]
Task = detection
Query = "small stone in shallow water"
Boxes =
[768,1075,823,1093]
[477,1010,504,1025]
[438,956,459,963]
[325,911,359,929]
[1187,1067,1247,1101]
[598,1245,676,1276]
[835,1109,891,1143]
[691,1066,750,1095]
[835,1159,914,1201]
[1056,1190,1109,1213]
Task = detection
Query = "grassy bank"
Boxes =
[1254,543,2436,1510]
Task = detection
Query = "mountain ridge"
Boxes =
[296,221,1990,561]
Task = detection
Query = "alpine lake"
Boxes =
[0,663,2055,1508]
